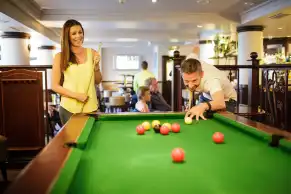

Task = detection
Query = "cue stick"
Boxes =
[186,90,199,124]
[79,42,102,113]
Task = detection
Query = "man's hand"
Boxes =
[185,103,208,121]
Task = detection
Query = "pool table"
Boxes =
[5,112,291,194]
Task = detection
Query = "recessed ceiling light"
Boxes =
[196,0,210,4]
[278,27,283,30]
[184,41,193,45]
[170,39,179,43]
[287,36,291,37]
[152,0,157,3]
[197,25,203,28]
[116,38,138,42]
[244,2,254,6]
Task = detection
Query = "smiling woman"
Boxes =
[51,19,102,125]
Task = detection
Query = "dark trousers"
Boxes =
[225,99,237,113]
[59,106,73,125]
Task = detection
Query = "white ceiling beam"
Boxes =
[41,9,228,24]
[0,0,59,43]
[240,0,291,24]
[9,0,42,20]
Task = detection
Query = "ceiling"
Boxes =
[36,0,269,46]
[0,12,53,46]
[245,6,291,38]
[1,0,290,47]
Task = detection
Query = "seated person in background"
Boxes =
[182,53,237,120]
[135,86,151,113]
[144,77,171,112]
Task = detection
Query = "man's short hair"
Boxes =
[141,61,148,70]
[144,77,155,87]
[181,58,202,74]
[137,86,150,100]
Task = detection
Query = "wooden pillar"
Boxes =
[248,52,260,109]
[172,51,183,111]
[161,56,171,106]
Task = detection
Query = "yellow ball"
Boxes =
[142,121,151,130]
[185,117,193,125]
[162,123,172,130]
[152,120,160,128]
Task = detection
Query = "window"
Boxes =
[114,55,140,70]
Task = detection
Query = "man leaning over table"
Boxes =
[182,53,237,121]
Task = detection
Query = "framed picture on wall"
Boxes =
[113,55,141,70]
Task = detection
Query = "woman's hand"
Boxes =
[92,49,102,84]
[93,52,101,71]
[74,93,89,103]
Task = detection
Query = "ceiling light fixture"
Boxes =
[170,39,179,43]
[278,27,283,30]
[196,0,210,4]
[184,41,193,45]
[244,2,254,6]
[197,25,203,28]
[152,0,157,3]
[116,38,138,42]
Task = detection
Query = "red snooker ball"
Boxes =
[213,132,224,143]
[160,125,169,135]
[171,123,180,133]
[171,148,185,162]
[136,125,145,135]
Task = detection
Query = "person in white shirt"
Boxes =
[182,53,237,120]
[133,61,155,93]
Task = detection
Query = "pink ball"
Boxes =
[136,125,145,135]
[160,126,169,135]
[171,148,185,162]
[213,132,224,143]
[171,123,181,133]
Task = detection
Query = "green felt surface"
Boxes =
[51,113,291,194]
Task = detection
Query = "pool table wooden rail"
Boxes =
[4,111,291,194]
[4,115,90,194]
[220,112,291,141]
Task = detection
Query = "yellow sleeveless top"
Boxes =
[60,48,98,113]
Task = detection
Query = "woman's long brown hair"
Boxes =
[60,19,84,72]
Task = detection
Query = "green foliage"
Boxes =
[211,34,237,60]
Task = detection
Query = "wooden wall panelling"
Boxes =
[0,69,45,150]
